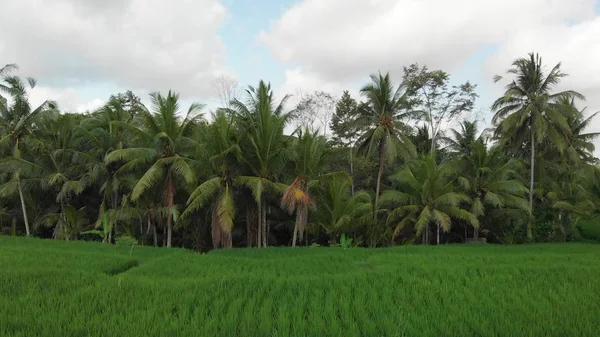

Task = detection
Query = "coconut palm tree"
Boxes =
[381,154,478,244]
[442,120,485,156]
[312,173,374,244]
[557,98,600,166]
[459,142,529,238]
[0,74,56,236]
[356,72,415,216]
[231,81,292,247]
[74,96,142,242]
[106,91,204,247]
[281,128,327,247]
[183,110,240,248]
[0,112,89,238]
[492,52,584,240]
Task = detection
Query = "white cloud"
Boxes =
[28,87,104,113]
[0,0,232,98]
[260,0,595,83]
[262,0,600,152]
[278,68,357,102]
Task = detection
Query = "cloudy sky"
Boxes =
[1,0,599,133]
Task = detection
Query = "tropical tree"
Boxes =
[356,72,415,216]
[183,110,239,248]
[75,95,142,241]
[492,52,584,240]
[442,120,485,156]
[281,129,327,247]
[382,154,478,244]
[312,173,373,243]
[0,74,57,236]
[402,64,478,154]
[231,81,292,248]
[557,98,600,166]
[459,142,529,238]
[0,112,89,238]
[106,91,204,247]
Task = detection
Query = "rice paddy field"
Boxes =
[1,237,599,336]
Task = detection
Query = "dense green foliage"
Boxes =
[1,53,599,250]
[1,237,599,336]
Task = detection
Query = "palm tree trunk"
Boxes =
[436,223,440,245]
[257,202,262,248]
[349,147,355,196]
[262,202,267,247]
[246,208,252,247]
[374,144,386,222]
[152,222,158,247]
[528,131,535,241]
[166,169,174,248]
[17,179,30,236]
[292,211,299,247]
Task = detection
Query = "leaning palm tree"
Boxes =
[183,110,240,248]
[0,74,56,236]
[106,91,204,247]
[460,142,529,238]
[492,52,584,240]
[231,81,292,248]
[356,72,415,215]
[381,154,478,244]
[281,128,326,247]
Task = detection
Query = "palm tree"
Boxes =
[442,120,485,156]
[183,110,240,248]
[312,173,374,244]
[231,81,292,248]
[106,91,204,247]
[0,74,56,236]
[492,52,584,240]
[557,98,600,165]
[0,63,18,81]
[381,154,478,244]
[75,96,141,242]
[459,142,529,239]
[0,112,89,238]
[356,72,415,216]
[281,128,327,247]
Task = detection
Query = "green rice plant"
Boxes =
[0,236,599,336]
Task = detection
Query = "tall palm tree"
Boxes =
[492,52,584,240]
[231,81,292,248]
[356,72,415,216]
[183,110,240,249]
[0,74,56,236]
[381,154,478,244]
[106,91,204,247]
[281,128,326,247]
[459,142,529,238]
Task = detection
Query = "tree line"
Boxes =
[1,52,599,250]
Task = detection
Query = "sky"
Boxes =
[1,0,600,141]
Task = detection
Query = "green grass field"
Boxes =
[1,237,599,336]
